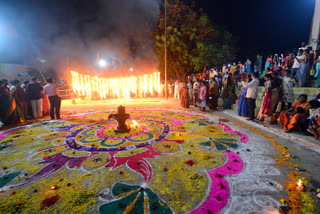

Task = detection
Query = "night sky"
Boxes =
[0,0,317,65]
[197,0,316,60]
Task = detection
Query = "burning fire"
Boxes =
[70,71,160,99]
[297,179,303,190]
[132,120,138,126]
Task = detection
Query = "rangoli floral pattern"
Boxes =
[0,110,247,213]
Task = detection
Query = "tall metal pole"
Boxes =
[164,0,168,100]
[310,0,320,51]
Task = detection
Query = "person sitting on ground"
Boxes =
[307,100,320,140]
[222,85,237,110]
[277,94,311,132]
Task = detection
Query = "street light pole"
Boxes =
[164,0,168,101]
[310,0,320,51]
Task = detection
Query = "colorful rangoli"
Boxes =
[0,110,248,213]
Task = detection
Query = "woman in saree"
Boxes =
[11,80,28,120]
[223,74,235,98]
[187,79,193,105]
[295,51,307,87]
[265,55,272,71]
[313,55,320,87]
[180,82,190,108]
[208,78,219,110]
[245,59,252,75]
[222,74,236,109]
[0,80,25,126]
[277,94,311,132]
[237,81,248,117]
[257,74,275,121]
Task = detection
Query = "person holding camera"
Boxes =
[43,77,64,120]
[241,72,259,121]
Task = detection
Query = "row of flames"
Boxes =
[70,71,161,99]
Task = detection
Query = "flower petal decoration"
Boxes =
[81,153,110,172]
[0,110,249,213]
[200,138,240,150]
[0,171,21,187]
[99,183,172,214]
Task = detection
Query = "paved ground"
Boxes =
[0,98,319,213]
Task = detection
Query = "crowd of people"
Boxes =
[0,77,64,126]
[2,42,320,140]
[163,42,320,140]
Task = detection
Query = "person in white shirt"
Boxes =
[174,80,180,100]
[241,72,259,121]
[193,79,200,106]
[43,77,64,120]
[292,50,302,76]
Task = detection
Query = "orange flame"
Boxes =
[132,120,138,126]
[297,179,303,190]
[70,71,160,99]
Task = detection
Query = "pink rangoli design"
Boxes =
[0,110,247,213]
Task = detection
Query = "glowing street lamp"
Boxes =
[129,68,133,72]
[98,59,107,68]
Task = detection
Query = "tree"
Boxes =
[153,0,236,80]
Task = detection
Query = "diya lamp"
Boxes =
[51,185,58,190]
[132,120,138,129]
[297,179,304,191]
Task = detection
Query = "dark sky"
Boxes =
[0,0,316,66]
[196,0,316,60]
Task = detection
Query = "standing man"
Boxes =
[291,50,301,76]
[255,54,263,73]
[43,77,64,120]
[241,72,259,121]
[174,80,180,100]
[187,79,193,106]
[199,81,207,112]
[193,79,200,106]
[26,77,43,119]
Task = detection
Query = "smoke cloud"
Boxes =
[0,0,161,78]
